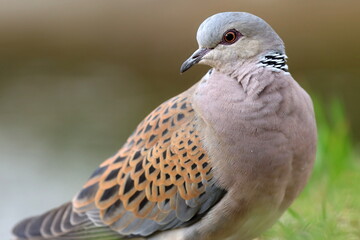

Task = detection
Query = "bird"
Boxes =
[12,12,317,240]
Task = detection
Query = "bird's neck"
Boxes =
[224,52,289,96]
[193,66,290,133]
[258,52,288,72]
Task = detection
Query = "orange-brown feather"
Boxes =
[73,93,215,229]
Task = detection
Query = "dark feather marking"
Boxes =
[133,150,141,160]
[128,191,142,204]
[182,182,187,194]
[136,128,144,136]
[77,183,99,200]
[136,139,143,146]
[135,161,143,173]
[154,119,160,130]
[199,192,206,198]
[101,185,119,202]
[162,117,170,123]
[139,172,146,184]
[114,156,127,163]
[105,168,120,181]
[105,199,122,216]
[152,114,159,120]
[171,102,178,109]
[202,162,208,168]
[180,103,187,109]
[149,165,156,174]
[144,124,152,133]
[165,184,174,192]
[162,150,167,159]
[124,178,135,194]
[89,165,108,179]
[149,134,156,142]
[177,113,185,121]
[162,129,169,136]
[127,139,135,149]
[139,198,149,211]
[170,150,175,157]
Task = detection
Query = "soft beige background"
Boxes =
[1,0,359,239]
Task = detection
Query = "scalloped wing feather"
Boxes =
[12,202,123,240]
[73,93,226,237]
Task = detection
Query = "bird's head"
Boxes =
[180,12,285,73]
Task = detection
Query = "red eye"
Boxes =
[222,29,241,44]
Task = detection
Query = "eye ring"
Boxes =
[221,29,241,45]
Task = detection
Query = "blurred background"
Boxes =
[1,0,359,239]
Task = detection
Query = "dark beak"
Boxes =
[180,48,211,73]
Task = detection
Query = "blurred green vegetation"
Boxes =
[261,99,360,240]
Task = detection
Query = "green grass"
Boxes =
[261,99,360,240]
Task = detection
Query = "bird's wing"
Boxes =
[73,92,226,237]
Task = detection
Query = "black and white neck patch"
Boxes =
[258,52,288,72]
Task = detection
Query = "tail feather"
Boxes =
[12,202,121,240]
[27,212,49,237]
